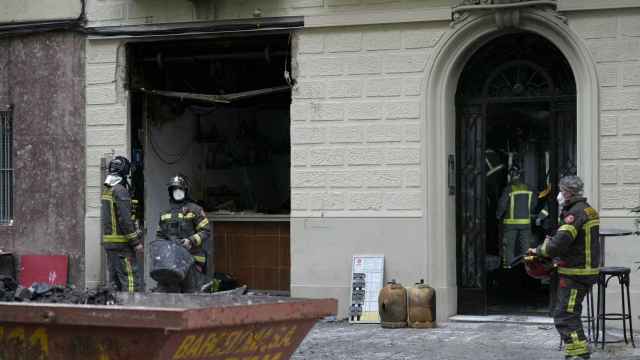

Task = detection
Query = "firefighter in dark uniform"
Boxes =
[496,165,538,268]
[155,175,211,293]
[529,175,599,360]
[101,156,143,293]
[535,184,554,235]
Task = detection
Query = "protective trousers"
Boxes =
[106,248,140,293]
[554,276,591,359]
[502,225,534,268]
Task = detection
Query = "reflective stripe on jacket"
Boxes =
[157,201,211,265]
[536,197,600,278]
[497,183,536,225]
[101,184,140,247]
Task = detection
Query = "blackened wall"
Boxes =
[0,32,85,286]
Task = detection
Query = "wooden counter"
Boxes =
[212,219,290,291]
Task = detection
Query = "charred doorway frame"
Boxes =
[84,17,303,290]
[425,9,599,321]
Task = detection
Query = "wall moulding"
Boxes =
[452,0,564,29]
[558,0,640,12]
[425,8,599,319]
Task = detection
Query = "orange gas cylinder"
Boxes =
[406,279,436,328]
[378,279,407,328]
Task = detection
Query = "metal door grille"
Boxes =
[0,107,13,225]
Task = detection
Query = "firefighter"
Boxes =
[528,175,599,360]
[535,184,553,234]
[101,156,143,293]
[496,165,538,268]
[155,175,211,293]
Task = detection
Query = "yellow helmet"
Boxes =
[538,184,551,198]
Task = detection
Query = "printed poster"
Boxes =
[349,255,384,324]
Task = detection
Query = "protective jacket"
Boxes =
[496,182,537,226]
[156,201,211,266]
[101,183,141,249]
[536,196,599,359]
[536,197,600,279]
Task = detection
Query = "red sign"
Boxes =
[19,255,68,287]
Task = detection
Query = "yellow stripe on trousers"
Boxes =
[566,332,588,357]
[567,289,577,313]
[124,257,134,293]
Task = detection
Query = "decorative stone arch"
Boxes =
[424,9,600,321]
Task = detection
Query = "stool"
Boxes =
[596,266,635,349]
[583,287,596,342]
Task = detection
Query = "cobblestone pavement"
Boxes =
[292,321,640,360]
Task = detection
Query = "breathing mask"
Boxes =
[556,191,565,207]
[104,174,123,187]
[172,189,186,202]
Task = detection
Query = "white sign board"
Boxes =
[349,255,384,324]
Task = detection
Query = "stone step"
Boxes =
[449,314,554,325]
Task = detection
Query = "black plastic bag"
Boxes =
[150,239,194,284]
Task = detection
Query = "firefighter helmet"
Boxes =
[107,156,131,176]
[167,175,188,190]
[538,184,551,198]
[559,175,584,196]
[509,164,522,179]
[524,256,554,280]
[167,175,189,201]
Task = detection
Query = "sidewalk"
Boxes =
[293,321,640,360]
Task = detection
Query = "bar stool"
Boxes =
[596,266,635,349]
[583,287,596,342]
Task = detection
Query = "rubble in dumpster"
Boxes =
[0,276,118,305]
[0,276,17,301]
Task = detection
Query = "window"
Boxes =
[0,106,13,225]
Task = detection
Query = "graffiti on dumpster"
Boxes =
[0,325,49,359]
[70,336,117,360]
[172,325,299,360]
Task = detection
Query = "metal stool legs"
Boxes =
[596,269,635,349]
[584,287,595,342]
[622,272,635,347]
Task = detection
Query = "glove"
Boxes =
[535,217,542,226]
[180,238,192,250]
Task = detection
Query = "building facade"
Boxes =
[0,0,86,286]
[1,0,639,323]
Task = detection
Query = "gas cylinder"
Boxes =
[406,279,436,328]
[378,279,407,328]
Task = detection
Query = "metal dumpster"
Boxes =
[0,293,336,360]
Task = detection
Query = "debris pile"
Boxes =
[0,276,17,301]
[0,277,118,305]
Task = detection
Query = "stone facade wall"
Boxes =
[290,23,446,217]
[82,22,447,286]
[82,3,640,323]
[569,9,640,215]
[84,38,128,286]
[0,33,86,286]
[0,0,80,23]
[85,0,450,26]
[567,8,640,328]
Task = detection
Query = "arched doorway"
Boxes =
[455,32,577,315]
